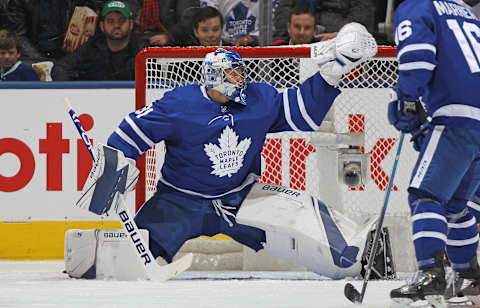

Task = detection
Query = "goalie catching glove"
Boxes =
[76,144,139,215]
[311,22,378,86]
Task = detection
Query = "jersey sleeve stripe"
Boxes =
[432,104,480,120]
[114,127,142,155]
[282,89,301,131]
[125,115,155,147]
[399,61,436,71]
[397,43,437,59]
[296,89,320,130]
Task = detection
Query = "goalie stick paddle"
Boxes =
[63,97,193,281]
[344,132,405,304]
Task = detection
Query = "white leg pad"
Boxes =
[264,230,298,260]
[64,229,149,280]
[237,183,377,279]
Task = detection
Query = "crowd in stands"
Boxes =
[0,0,414,82]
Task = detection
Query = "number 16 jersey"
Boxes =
[394,0,480,130]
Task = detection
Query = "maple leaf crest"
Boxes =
[225,2,256,38]
[204,126,251,178]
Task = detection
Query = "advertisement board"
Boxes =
[1,85,136,258]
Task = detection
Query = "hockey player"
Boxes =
[388,0,480,306]
[79,23,381,279]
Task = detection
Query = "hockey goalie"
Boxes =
[69,22,394,280]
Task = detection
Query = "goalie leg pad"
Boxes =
[76,144,139,215]
[64,229,97,279]
[263,230,297,260]
[236,183,377,279]
[64,229,150,280]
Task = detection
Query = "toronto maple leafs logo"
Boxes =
[225,3,256,39]
[204,126,251,178]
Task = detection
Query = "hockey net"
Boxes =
[135,46,417,272]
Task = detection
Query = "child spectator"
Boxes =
[0,30,39,81]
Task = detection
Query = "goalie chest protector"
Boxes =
[64,228,149,280]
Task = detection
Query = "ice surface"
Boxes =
[0,261,406,308]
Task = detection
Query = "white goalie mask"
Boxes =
[201,48,247,104]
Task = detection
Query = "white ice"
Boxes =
[0,261,406,308]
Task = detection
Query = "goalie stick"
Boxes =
[63,97,193,281]
[344,132,406,304]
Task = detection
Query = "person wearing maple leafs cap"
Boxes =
[96,29,384,279]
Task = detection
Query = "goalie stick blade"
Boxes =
[344,283,363,304]
[144,253,193,281]
[166,253,194,280]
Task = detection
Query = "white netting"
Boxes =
[137,47,417,271]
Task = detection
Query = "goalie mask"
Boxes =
[202,48,247,104]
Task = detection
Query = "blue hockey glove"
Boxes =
[387,88,425,133]
[410,120,431,152]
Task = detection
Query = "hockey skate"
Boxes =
[445,256,480,307]
[390,253,447,308]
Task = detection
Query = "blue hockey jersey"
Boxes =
[0,61,39,81]
[108,72,339,198]
[394,0,480,129]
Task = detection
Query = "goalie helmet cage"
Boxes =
[134,46,417,272]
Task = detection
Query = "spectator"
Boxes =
[5,0,104,65]
[272,5,318,45]
[0,30,39,81]
[52,0,146,81]
[201,0,259,46]
[273,0,375,42]
[140,0,199,46]
[192,6,230,46]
